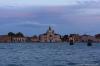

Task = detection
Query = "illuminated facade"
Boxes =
[39,26,61,42]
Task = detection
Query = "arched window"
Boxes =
[49,35,52,37]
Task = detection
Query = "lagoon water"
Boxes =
[0,43,100,66]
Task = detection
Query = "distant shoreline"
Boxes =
[0,27,100,43]
[0,42,99,44]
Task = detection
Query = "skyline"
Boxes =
[0,0,100,36]
[0,26,99,36]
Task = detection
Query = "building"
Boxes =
[11,32,27,43]
[69,34,81,42]
[31,35,39,42]
[0,27,100,43]
[80,35,97,42]
[95,34,100,39]
[95,34,100,42]
[39,26,61,42]
[12,37,27,43]
[61,35,69,42]
[0,35,10,43]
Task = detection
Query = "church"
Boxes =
[39,26,61,42]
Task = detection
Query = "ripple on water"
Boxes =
[67,62,78,66]
[0,43,100,66]
[7,64,24,66]
[53,65,66,66]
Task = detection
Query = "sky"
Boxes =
[0,0,100,36]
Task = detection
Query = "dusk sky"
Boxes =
[0,0,100,36]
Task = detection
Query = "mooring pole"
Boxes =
[69,37,74,45]
[70,40,74,45]
[87,39,92,46]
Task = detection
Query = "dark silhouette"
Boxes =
[95,34,100,39]
[8,32,15,42]
[26,37,31,42]
[8,32,15,36]
[61,35,69,42]
[87,39,92,46]
[15,32,24,37]
[69,40,74,45]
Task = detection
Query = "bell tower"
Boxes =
[49,26,52,31]
[46,26,54,34]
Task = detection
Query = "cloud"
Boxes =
[0,0,100,35]
[0,21,56,28]
[0,0,78,7]
[19,21,56,27]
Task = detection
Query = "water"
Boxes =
[0,43,100,66]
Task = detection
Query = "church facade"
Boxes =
[39,26,61,42]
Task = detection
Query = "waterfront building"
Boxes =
[69,34,81,42]
[95,34,100,39]
[12,37,27,43]
[61,35,69,42]
[0,28,100,43]
[31,35,39,42]
[80,35,97,42]
[95,34,100,42]
[0,35,10,43]
[11,32,27,43]
[39,26,61,42]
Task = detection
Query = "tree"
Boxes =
[8,32,15,42]
[8,32,15,37]
[16,32,24,37]
[61,35,69,42]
